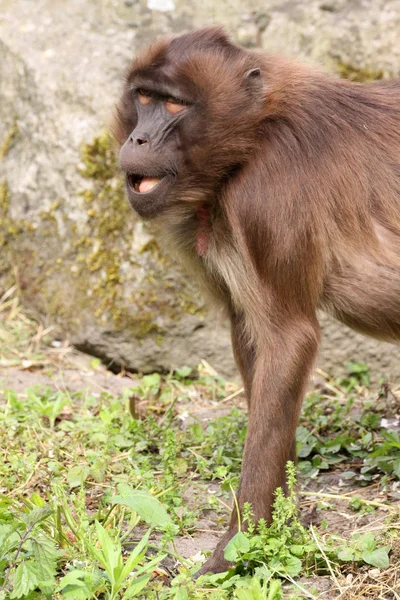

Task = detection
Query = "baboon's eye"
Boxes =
[165,98,188,115]
[137,89,152,105]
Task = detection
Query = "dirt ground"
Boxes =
[1,346,400,598]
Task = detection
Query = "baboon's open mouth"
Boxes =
[127,174,165,194]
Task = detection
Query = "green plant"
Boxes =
[336,532,390,568]
[87,524,164,599]
[219,464,318,580]
[0,505,59,598]
[196,463,391,598]
[296,364,400,483]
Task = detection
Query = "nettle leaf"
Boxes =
[224,532,250,562]
[112,484,172,527]
[31,537,58,582]
[23,506,53,529]
[67,465,90,488]
[90,465,106,483]
[362,548,390,569]
[10,562,39,599]
[0,525,20,557]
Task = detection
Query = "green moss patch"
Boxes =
[337,62,385,82]
[0,119,19,160]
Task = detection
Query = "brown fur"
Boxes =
[113,27,400,574]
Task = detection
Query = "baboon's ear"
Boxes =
[246,68,261,78]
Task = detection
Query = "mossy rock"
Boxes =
[0,123,233,374]
[1,129,203,333]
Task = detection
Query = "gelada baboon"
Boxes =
[114,27,400,574]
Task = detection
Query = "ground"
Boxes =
[0,286,399,599]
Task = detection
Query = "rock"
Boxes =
[189,0,400,79]
[0,1,233,375]
[1,0,400,381]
